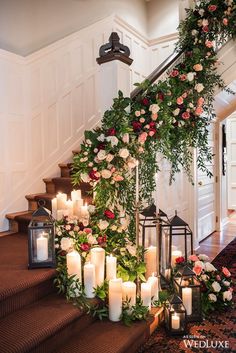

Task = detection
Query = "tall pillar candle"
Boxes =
[66,250,82,282]
[84,262,96,298]
[90,247,105,286]
[73,199,83,218]
[145,246,157,279]
[51,198,57,219]
[106,254,117,280]
[141,282,152,310]
[36,232,48,261]
[147,273,159,301]
[182,287,192,315]
[66,200,74,217]
[109,278,122,322]
[71,189,81,201]
[57,209,69,220]
[56,192,67,210]
[122,281,136,308]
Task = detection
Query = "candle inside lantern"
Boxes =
[182,287,192,315]
[106,254,117,280]
[141,282,152,310]
[56,192,67,210]
[36,232,49,261]
[145,246,157,279]
[109,278,122,322]
[51,198,57,219]
[122,281,136,308]
[172,312,180,330]
[171,250,182,267]
[147,273,159,301]
[84,262,96,298]
[90,247,105,286]
[66,250,82,282]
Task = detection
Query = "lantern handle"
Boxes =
[38,199,46,207]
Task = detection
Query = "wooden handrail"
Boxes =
[130,49,184,100]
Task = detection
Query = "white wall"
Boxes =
[0,0,147,56]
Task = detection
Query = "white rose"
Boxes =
[98,220,109,230]
[119,148,129,159]
[187,72,195,82]
[201,274,209,281]
[101,169,112,179]
[195,83,204,93]
[106,136,118,147]
[61,237,73,251]
[97,150,107,160]
[87,234,98,245]
[223,290,232,302]
[88,205,96,214]
[127,157,137,169]
[205,262,217,272]
[212,281,221,293]
[191,29,198,36]
[81,173,90,183]
[106,154,114,162]
[198,254,209,261]
[173,108,180,116]
[97,134,105,142]
[208,293,217,302]
[222,281,230,287]
[122,133,129,144]
[202,19,209,26]
[86,139,92,145]
[149,104,160,114]
[199,9,205,16]
[111,225,117,231]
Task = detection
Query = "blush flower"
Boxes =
[182,111,190,120]
[193,63,203,72]
[223,18,228,26]
[170,69,179,77]
[177,96,184,105]
[205,40,214,48]
[138,132,148,144]
[222,267,231,277]
[189,254,199,262]
[193,265,202,276]
[208,4,217,12]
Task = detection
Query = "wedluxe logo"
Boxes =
[183,335,230,350]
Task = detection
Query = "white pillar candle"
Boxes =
[141,282,152,310]
[66,250,82,282]
[90,247,105,286]
[122,281,136,307]
[36,232,48,261]
[145,246,157,279]
[81,204,89,219]
[56,192,67,210]
[73,199,83,218]
[56,209,69,220]
[84,262,96,298]
[182,287,192,315]
[66,199,74,217]
[71,189,81,201]
[51,198,57,219]
[147,273,159,301]
[172,312,180,330]
[109,278,122,322]
[106,254,117,280]
[171,250,182,267]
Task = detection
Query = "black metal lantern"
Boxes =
[28,204,56,269]
[160,211,193,272]
[164,294,187,335]
[174,265,202,322]
[139,203,157,248]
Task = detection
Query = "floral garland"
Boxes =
[55,0,236,321]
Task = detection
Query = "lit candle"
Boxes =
[80,203,89,220]
[109,278,122,322]
[51,198,57,219]
[172,312,180,330]
[71,189,81,201]
[56,192,67,210]
[36,232,48,261]
[122,281,136,308]
[147,273,159,301]
[141,282,152,310]
[106,254,117,280]
[84,262,96,298]
[171,250,182,267]
[145,246,157,279]
[73,199,83,218]
[56,209,69,220]
[90,247,105,286]
[66,250,82,282]
[182,287,192,315]
[66,199,74,217]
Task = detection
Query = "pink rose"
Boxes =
[177,96,184,105]
[80,243,90,251]
[149,130,155,137]
[208,4,217,12]
[179,74,187,81]
[193,265,202,276]
[113,174,124,182]
[135,111,141,117]
[189,254,199,262]
[138,132,148,144]
[205,40,213,48]
[151,113,158,121]
[222,267,231,277]
[84,228,92,234]
[182,92,188,99]
[197,97,204,106]
[195,107,203,116]
[182,111,190,120]
[216,275,221,281]
[170,69,179,77]
[139,117,145,123]
[193,64,203,72]
[229,287,233,293]
[223,18,228,26]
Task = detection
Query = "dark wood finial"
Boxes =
[96,32,133,66]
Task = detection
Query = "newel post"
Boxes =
[96,32,133,113]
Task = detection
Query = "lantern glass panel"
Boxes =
[165,296,187,335]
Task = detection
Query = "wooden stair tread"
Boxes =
[25,193,56,201]
[6,211,32,220]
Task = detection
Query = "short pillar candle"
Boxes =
[109,278,122,322]
[106,254,117,280]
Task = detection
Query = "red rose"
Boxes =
[78,222,85,230]
[89,169,100,181]
[149,121,156,128]
[175,256,185,264]
[202,26,209,33]
[104,209,115,219]
[157,92,164,101]
[142,98,149,106]
[102,235,107,243]
[60,250,67,256]
[97,143,106,151]
[80,243,90,251]
[107,128,116,136]
[132,121,142,131]
[208,4,217,12]
[97,236,106,245]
